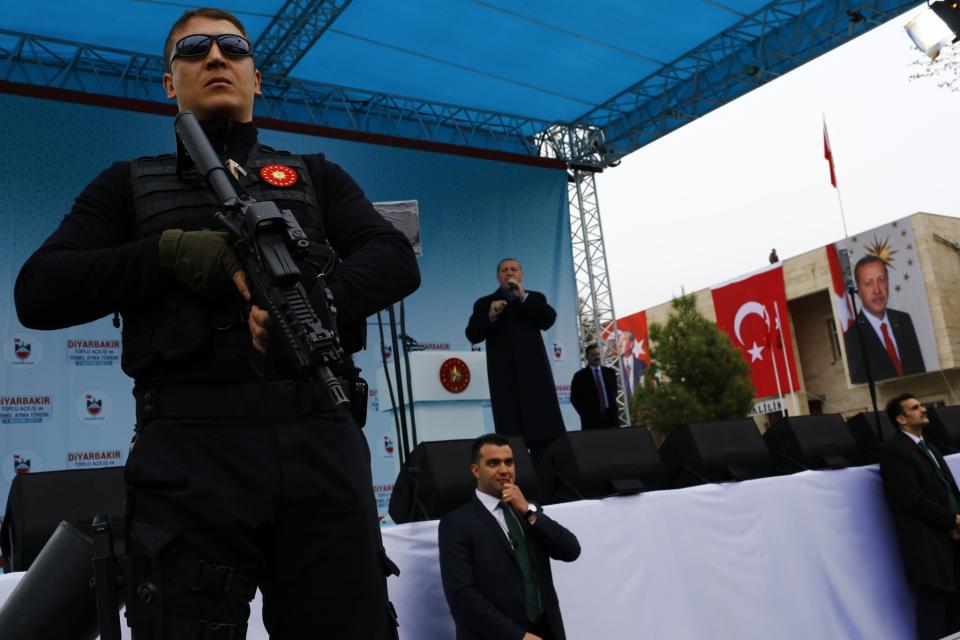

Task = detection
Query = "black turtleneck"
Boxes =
[14,118,420,380]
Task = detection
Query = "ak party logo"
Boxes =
[3,449,43,483]
[552,341,565,363]
[382,435,396,458]
[5,333,43,368]
[75,389,114,423]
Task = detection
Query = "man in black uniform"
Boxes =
[14,7,419,639]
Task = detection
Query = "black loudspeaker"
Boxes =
[659,420,772,487]
[925,405,960,454]
[388,435,538,524]
[1,467,126,572]
[764,414,859,473]
[846,411,899,463]
[537,427,665,502]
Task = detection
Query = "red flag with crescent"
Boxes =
[825,243,855,331]
[710,265,799,398]
[823,117,837,188]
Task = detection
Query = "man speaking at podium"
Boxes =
[15,7,419,638]
[466,259,566,463]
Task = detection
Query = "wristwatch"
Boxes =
[524,504,539,519]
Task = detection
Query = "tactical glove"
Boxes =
[159,229,243,299]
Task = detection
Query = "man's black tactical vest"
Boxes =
[124,144,336,383]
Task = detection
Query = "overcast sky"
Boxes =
[596,4,960,317]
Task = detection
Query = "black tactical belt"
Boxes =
[135,380,346,422]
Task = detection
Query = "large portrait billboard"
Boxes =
[827,218,940,385]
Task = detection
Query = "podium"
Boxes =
[376,351,489,443]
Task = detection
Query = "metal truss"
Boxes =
[0,29,561,158]
[568,166,629,426]
[0,2,914,165]
[577,0,918,164]
[254,77,558,155]
[0,31,170,103]
[254,0,353,77]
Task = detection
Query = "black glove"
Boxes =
[158,229,242,299]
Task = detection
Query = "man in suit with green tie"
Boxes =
[880,393,960,640]
[438,434,581,640]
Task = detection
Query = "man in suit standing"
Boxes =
[618,329,647,399]
[879,393,960,640]
[570,344,619,429]
[439,434,581,640]
[843,256,925,383]
[466,259,566,463]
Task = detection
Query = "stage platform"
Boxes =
[3,456,945,639]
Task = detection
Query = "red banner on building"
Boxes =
[825,243,855,331]
[710,266,799,398]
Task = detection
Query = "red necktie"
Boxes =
[593,368,607,411]
[880,322,904,377]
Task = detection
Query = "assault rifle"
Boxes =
[174,110,349,408]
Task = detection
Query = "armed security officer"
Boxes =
[14,7,419,639]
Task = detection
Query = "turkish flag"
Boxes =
[823,117,837,188]
[711,265,799,398]
[825,243,855,331]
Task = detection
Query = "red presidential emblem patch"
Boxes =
[260,164,298,187]
[439,357,470,394]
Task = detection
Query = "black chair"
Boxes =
[925,405,960,454]
[1,467,126,572]
[846,411,898,464]
[764,414,859,474]
[389,435,538,523]
[659,420,772,487]
[537,427,665,503]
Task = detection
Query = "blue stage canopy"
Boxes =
[0,1,921,164]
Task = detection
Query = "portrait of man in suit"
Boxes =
[618,329,647,399]
[843,255,926,384]
[570,343,620,429]
[879,393,960,640]
[438,434,581,640]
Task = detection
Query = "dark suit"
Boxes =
[466,290,565,444]
[879,431,960,639]
[570,364,619,429]
[843,309,925,383]
[620,355,646,399]
[438,495,581,640]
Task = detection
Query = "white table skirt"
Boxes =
[4,457,945,640]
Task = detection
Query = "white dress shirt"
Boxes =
[475,489,525,543]
[902,429,941,470]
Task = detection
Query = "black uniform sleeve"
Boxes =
[14,161,164,330]
[305,156,420,326]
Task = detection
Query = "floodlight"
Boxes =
[906,2,959,60]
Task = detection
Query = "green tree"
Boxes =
[631,294,755,442]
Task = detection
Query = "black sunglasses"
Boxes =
[170,34,252,64]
